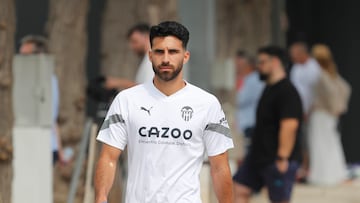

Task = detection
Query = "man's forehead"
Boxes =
[152,36,183,47]
[258,53,270,58]
[22,42,35,46]
[130,31,146,39]
[20,42,35,50]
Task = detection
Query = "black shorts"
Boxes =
[233,157,299,202]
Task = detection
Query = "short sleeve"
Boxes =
[97,94,128,150]
[278,86,302,120]
[203,98,234,157]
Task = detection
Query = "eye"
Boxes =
[154,49,164,54]
[169,49,179,54]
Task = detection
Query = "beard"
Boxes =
[259,72,269,81]
[153,62,183,82]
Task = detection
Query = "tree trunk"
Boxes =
[0,0,15,202]
[216,0,271,58]
[46,0,89,202]
[47,0,89,143]
[214,0,271,100]
[100,0,140,78]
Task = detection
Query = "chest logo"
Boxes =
[140,106,153,116]
[181,106,193,121]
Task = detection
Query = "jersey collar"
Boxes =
[147,80,190,100]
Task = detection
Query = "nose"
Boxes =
[162,50,170,64]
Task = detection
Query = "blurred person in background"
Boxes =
[104,23,154,90]
[88,23,154,131]
[289,42,321,181]
[307,44,351,185]
[234,50,264,155]
[233,46,302,203]
[290,42,321,116]
[19,35,64,165]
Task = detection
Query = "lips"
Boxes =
[159,66,172,70]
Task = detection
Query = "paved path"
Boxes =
[251,181,360,203]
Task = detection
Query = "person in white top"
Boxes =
[308,44,351,185]
[105,23,154,89]
[289,42,321,116]
[95,21,234,203]
[289,42,321,181]
[135,51,153,84]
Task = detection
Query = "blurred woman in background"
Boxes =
[308,44,351,185]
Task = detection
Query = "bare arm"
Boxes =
[278,118,299,158]
[209,152,233,203]
[94,144,122,203]
[276,118,299,172]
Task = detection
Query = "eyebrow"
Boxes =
[168,49,180,52]
[153,48,181,52]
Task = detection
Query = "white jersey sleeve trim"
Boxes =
[96,93,128,150]
[100,114,125,130]
[205,123,231,138]
[203,97,234,157]
[207,141,234,157]
[96,135,126,150]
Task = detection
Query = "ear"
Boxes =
[183,51,190,64]
[148,50,153,61]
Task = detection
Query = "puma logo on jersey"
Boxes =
[219,117,228,125]
[140,106,153,116]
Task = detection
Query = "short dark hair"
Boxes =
[150,21,189,49]
[127,23,150,38]
[20,35,48,53]
[258,45,289,69]
[236,50,256,67]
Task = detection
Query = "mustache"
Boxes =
[161,62,170,66]
[159,63,174,68]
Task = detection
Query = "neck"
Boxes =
[300,55,310,64]
[237,67,253,78]
[243,67,254,76]
[153,74,186,96]
[267,69,286,85]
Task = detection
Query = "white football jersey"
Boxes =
[97,81,234,203]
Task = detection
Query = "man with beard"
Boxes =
[94,21,234,203]
[233,46,302,203]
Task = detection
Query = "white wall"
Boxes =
[12,127,52,203]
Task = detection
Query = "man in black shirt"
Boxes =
[233,46,302,203]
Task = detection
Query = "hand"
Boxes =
[275,159,289,174]
[57,149,69,166]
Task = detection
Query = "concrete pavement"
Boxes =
[251,181,360,203]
